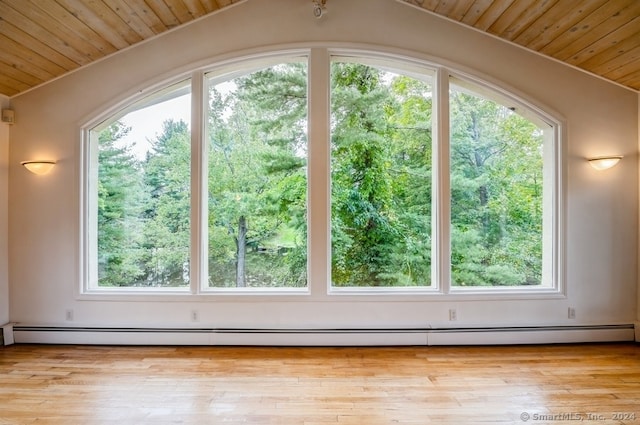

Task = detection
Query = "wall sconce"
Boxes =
[588,156,622,171]
[21,160,56,175]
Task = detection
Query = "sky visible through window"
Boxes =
[119,94,191,160]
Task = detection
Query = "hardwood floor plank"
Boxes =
[0,343,638,424]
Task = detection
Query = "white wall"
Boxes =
[0,95,9,326]
[7,0,638,339]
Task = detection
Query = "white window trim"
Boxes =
[78,46,565,301]
[445,70,564,295]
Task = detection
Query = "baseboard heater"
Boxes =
[11,324,636,346]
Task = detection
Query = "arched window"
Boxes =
[83,49,560,296]
[86,80,192,289]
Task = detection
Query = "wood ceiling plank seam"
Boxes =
[434,0,465,19]
[0,75,30,94]
[0,58,45,87]
[0,6,80,72]
[414,0,441,10]
[0,1,97,66]
[485,0,536,37]
[54,0,131,50]
[0,37,58,82]
[80,0,145,45]
[0,65,36,93]
[0,84,17,97]
[513,0,605,52]
[101,0,158,39]
[494,0,559,41]
[0,19,79,73]
[162,0,196,23]
[34,0,118,57]
[143,0,181,28]
[540,0,638,59]
[123,0,169,33]
[460,0,494,26]
[0,32,67,78]
[446,0,476,22]
[2,0,102,65]
[616,68,640,91]
[202,0,215,12]
[471,0,515,31]
[553,13,640,64]
[605,66,640,91]
[571,20,640,69]
[216,0,236,8]
[596,47,640,78]
[181,0,207,18]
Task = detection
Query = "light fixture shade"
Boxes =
[588,156,622,171]
[21,160,56,175]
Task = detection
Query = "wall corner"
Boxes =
[0,94,9,328]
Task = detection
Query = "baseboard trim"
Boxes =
[12,324,636,346]
[635,322,640,342]
[2,323,14,346]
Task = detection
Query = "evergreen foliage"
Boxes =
[95,60,543,288]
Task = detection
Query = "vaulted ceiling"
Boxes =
[0,0,638,98]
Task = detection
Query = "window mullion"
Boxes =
[191,71,206,294]
[307,48,331,297]
[433,67,451,293]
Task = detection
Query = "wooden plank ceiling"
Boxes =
[0,0,638,98]
[403,0,640,92]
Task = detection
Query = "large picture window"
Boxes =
[330,60,433,288]
[205,62,308,289]
[83,49,560,295]
[88,81,192,289]
[449,78,550,288]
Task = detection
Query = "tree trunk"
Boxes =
[235,215,247,287]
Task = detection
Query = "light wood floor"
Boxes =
[1,343,639,424]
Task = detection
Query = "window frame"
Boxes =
[201,56,311,293]
[81,78,195,294]
[79,47,565,301]
[444,71,563,296]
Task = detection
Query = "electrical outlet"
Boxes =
[65,309,74,321]
[449,308,457,321]
[568,307,576,319]
[191,310,199,322]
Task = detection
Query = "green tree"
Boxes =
[450,90,543,286]
[96,61,544,290]
[97,122,146,286]
[207,63,308,287]
[331,63,433,287]
[331,63,398,286]
[141,119,191,286]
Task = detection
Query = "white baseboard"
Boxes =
[2,323,14,345]
[428,326,635,345]
[12,324,635,346]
